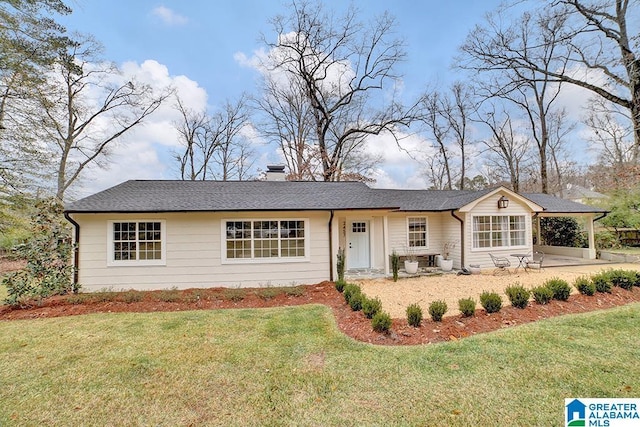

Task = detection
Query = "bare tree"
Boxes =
[33,35,170,200]
[476,106,530,192]
[584,96,636,166]
[174,97,213,180]
[257,0,418,181]
[210,95,254,181]
[419,91,454,189]
[460,7,573,193]
[174,94,255,181]
[552,0,640,160]
[254,73,317,180]
[422,151,449,190]
[547,109,576,195]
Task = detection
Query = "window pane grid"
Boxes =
[226,220,306,259]
[408,217,427,247]
[113,222,162,262]
[472,215,526,249]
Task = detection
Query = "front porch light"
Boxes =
[498,196,509,209]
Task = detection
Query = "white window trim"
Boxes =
[406,216,429,250]
[470,214,528,251]
[107,220,167,267]
[221,218,310,264]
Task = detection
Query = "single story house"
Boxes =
[64,169,607,291]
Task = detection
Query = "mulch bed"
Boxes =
[2,281,640,345]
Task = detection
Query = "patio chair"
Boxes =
[489,253,511,275]
[525,251,544,272]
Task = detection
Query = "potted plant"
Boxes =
[404,245,419,274]
[440,240,457,271]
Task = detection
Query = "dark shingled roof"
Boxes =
[64,180,607,214]
[64,180,396,212]
[522,193,608,214]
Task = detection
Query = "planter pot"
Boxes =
[404,260,419,274]
[435,255,443,267]
[441,259,453,271]
[469,264,481,275]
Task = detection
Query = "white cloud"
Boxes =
[68,60,208,198]
[151,6,188,26]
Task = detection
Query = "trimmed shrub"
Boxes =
[334,279,347,293]
[348,292,364,311]
[633,271,640,287]
[608,269,636,290]
[545,278,571,301]
[343,283,361,305]
[372,311,392,333]
[458,297,476,317]
[406,303,423,327]
[362,296,382,319]
[480,291,502,313]
[505,283,530,309]
[592,271,613,293]
[428,300,448,322]
[531,285,553,305]
[574,276,596,296]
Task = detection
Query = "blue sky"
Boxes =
[60,0,506,197]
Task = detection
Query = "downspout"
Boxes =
[594,212,608,222]
[64,212,80,287]
[328,210,335,282]
[450,210,464,267]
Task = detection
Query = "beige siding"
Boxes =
[388,213,447,257]
[72,211,331,291]
[463,194,534,270]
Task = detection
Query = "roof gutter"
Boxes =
[450,210,464,267]
[63,212,80,287]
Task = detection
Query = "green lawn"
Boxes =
[0,304,638,426]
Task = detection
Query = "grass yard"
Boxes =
[0,304,639,426]
[0,284,6,301]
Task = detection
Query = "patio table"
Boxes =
[511,253,530,272]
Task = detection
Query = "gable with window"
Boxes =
[472,215,526,249]
[223,219,308,262]
[108,220,166,266]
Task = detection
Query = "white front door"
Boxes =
[348,220,370,269]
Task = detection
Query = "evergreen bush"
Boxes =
[479,291,502,313]
[428,300,448,322]
[371,311,392,333]
[362,296,382,318]
[531,285,553,304]
[458,297,476,317]
[505,283,531,309]
[574,276,596,296]
[406,303,423,327]
[544,278,571,301]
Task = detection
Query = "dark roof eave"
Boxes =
[64,206,403,214]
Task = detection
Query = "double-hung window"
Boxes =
[109,220,165,265]
[407,217,428,248]
[224,219,307,262]
[472,215,526,249]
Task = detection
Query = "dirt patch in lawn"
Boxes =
[2,259,640,346]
